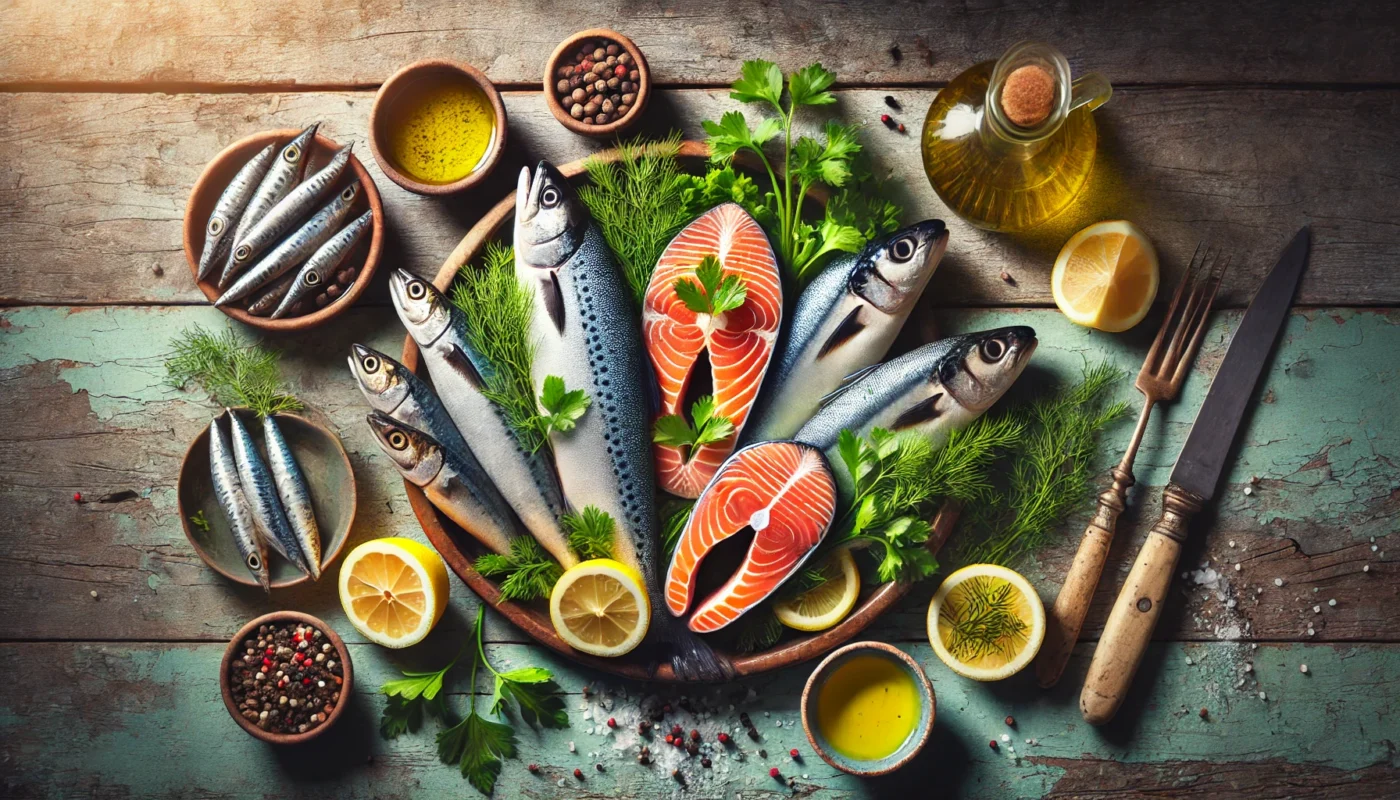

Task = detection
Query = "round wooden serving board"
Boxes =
[401,140,957,681]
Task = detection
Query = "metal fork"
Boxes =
[1034,245,1229,689]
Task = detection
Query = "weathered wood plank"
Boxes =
[1,639,1396,798]
[3,88,1397,309]
[1,306,1393,645]
[2,0,1397,87]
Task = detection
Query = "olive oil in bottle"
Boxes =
[921,41,1111,233]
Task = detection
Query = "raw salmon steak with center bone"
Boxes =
[643,203,783,499]
[665,441,837,632]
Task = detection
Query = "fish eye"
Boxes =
[980,338,1008,363]
[541,185,561,208]
[284,144,301,162]
[889,235,916,262]
[305,272,320,285]
[247,554,261,570]
[208,218,224,235]
[234,244,251,262]
[406,280,427,300]
[362,355,379,372]
[341,185,356,201]
[387,431,408,450]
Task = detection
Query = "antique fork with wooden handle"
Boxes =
[1034,246,1227,689]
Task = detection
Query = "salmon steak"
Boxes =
[643,203,782,499]
[665,441,838,633]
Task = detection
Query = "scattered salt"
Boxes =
[1185,657,1194,666]
[1001,734,1011,743]
[1244,663,1253,673]
[1259,691,1267,701]
[1300,664,1309,674]
[1307,628,1315,636]
[1229,540,1237,548]
[1273,578,1284,587]
[1364,565,1371,573]
[1373,545,1379,552]
[1234,563,1242,572]
[1328,599,1337,607]
[1314,605,1322,614]
[1244,486,1253,496]
[569,741,576,752]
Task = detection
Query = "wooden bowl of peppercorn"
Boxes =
[543,29,650,137]
[221,610,354,745]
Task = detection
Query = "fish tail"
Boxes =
[659,615,733,682]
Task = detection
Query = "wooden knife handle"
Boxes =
[1035,465,1134,689]
[1079,483,1204,725]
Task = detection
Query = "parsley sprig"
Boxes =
[653,395,736,457]
[528,375,590,447]
[674,255,748,316]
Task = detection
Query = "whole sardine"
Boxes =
[216,182,360,307]
[262,414,322,580]
[230,145,354,269]
[246,271,298,316]
[515,161,728,681]
[389,269,577,569]
[348,344,473,465]
[742,221,949,445]
[272,209,373,319]
[226,409,311,575]
[208,413,270,592]
[366,412,523,557]
[217,124,318,289]
[198,144,276,282]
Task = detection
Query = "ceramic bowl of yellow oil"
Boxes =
[800,641,936,776]
[370,59,507,196]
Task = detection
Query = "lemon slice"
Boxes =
[1051,220,1159,332]
[927,564,1045,681]
[338,537,449,649]
[773,549,860,632]
[549,558,650,658]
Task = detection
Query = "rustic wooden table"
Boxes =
[2,2,1398,797]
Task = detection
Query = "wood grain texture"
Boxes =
[3,87,1399,308]
[2,0,1397,87]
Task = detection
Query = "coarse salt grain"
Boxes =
[1235,563,1242,571]
[1300,664,1309,674]
[1244,487,1253,496]
[1259,691,1267,700]
[1329,598,1337,606]
[1274,578,1284,587]
[1001,734,1010,743]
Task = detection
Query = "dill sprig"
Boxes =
[165,324,303,417]
[450,242,545,453]
[939,575,1032,661]
[660,498,696,557]
[734,607,784,653]
[474,538,562,602]
[561,505,616,561]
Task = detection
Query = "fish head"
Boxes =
[514,160,586,271]
[389,268,452,345]
[940,326,1038,413]
[365,413,443,487]
[849,220,949,314]
[280,123,319,170]
[348,344,407,413]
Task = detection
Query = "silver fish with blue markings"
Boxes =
[742,221,949,445]
[389,269,577,569]
[515,160,729,681]
[198,144,277,282]
[226,409,311,576]
[230,144,354,269]
[348,344,472,466]
[246,272,298,316]
[262,414,322,580]
[217,123,318,289]
[208,413,270,592]
[216,182,360,307]
[272,209,373,319]
[366,412,524,558]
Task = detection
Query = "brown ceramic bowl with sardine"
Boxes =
[220,610,353,744]
[183,128,384,332]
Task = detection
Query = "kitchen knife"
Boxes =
[1079,226,1310,726]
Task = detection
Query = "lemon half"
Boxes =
[773,549,860,632]
[338,537,449,649]
[549,559,650,658]
[1052,220,1159,332]
[927,563,1045,681]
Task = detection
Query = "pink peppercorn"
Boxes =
[769,767,781,778]
[607,717,617,728]
[790,748,799,758]
[717,732,730,744]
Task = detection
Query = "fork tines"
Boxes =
[1141,244,1230,387]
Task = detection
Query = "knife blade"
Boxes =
[1170,226,1311,500]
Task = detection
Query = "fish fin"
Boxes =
[815,306,866,359]
[444,344,485,390]
[817,363,882,410]
[661,616,734,682]
[541,272,566,334]
[891,392,944,430]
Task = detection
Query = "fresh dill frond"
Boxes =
[473,537,562,602]
[165,324,302,417]
[660,499,696,557]
[938,574,1032,661]
[450,242,546,453]
[927,413,1027,504]
[560,505,616,561]
[734,607,783,653]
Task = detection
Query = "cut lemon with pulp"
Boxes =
[1052,220,1159,332]
[550,559,649,658]
[773,549,860,632]
[927,563,1045,681]
[338,537,449,649]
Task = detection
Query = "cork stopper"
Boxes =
[1001,65,1054,127]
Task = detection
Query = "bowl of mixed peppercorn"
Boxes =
[220,611,353,744]
[543,28,650,137]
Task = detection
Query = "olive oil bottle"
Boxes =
[921,41,1111,232]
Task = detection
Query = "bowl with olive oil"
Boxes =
[801,641,936,776]
[370,59,507,196]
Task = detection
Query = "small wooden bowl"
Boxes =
[178,410,356,589]
[369,59,508,196]
[184,129,384,332]
[801,641,936,776]
[220,611,353,744]
[543,28,651,138]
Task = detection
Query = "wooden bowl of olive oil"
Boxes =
[369,59,508,196]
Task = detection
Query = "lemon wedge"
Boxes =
[338,537,449,649]
[1051,220,1159,332]
[927,563,1045,681]
[773,549,860,632]
[549,558,650,658]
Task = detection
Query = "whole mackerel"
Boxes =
[272,209,373,318]
[742,220,949,445]
[366,413,524,557]
[217,123,318,289]
[348,344,473,466]
[515,161,729,681]
[230,144,354,270]
[216,182,360,307]
[208,414,270,591]
[262,414,322,579]
[388,269,576,569]
[226,409,312,575]
[198,144,277,282]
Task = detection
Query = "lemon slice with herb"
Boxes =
[773,549,861,632]
[1051,220,1159,332]
[549,559,650,657]
[338,537,449,649]
[927,563,1045,681]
